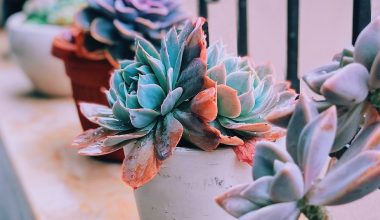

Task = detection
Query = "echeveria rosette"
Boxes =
[216,94,380,220]
[205,42,297,164]
[73,0,188,66]
[295,17,380,153]
[71,18,222,188]
[24,0,86,25]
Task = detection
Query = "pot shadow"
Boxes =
[15,89,67,101]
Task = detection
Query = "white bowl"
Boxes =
[6,12,72,96]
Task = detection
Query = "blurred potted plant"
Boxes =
[52,0,187,133]
[70,18,296,219]
[217,16,380,220]
[6,0,85,96]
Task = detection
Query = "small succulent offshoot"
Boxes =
[24,0,86,25]
[72,0,188,66]
[216,94,380,220]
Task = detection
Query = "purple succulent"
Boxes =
[73,0,188,65]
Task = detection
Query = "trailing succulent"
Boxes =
[24,0,86,25]
[216,94,380,220]
[204,42,297,163]
[70,18,296,188]
[285,16,380,153]
[72,0,188,66]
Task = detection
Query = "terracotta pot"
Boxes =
[6,12,72,96]
[51,33,124,162]
[134,147,252,220]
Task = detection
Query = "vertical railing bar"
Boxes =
[199,0,210,46]
[286,0,300,93]
[237,0,248,56]
[352,0,371,44]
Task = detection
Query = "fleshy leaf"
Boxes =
[176,58,206,104]
[286,94,318,164]
[269,162,304,202]
[161,87,183,115]
[321,63,369,106]
[307,151,380,206]
[129,109,160,128]
[154,113,184,160]
[240,176,274,206]
[226,71,253,95]
[103,122,155,146]
[253,141,294,180]
[122,133,162,189]
[302,61,340,94]
[297,106,337,190]
[332,104,364,152]
[173,110,221,151]
[354,16,380,69]
[215,184,259,218]
[137,84,166,109]
[239,202,300,220]
[70,127,117,149]
[207,63,227,85]
[217,84,241,118]
[190,87,217,122]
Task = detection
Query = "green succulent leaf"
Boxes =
[173,110,220,151]
[239,202,300,220]
[161,87,183,115]
[240,176,274,206]
[129,108,160,128]
[215,184,259,218]
[253,141,294,180]
[175,58,206,104]
[321,63,369,106]
[207,63,227,85]
[269,162,304,202]
[286,94,319,164]
[297,106,337,190]
[137,84,166,109]
[307,151,380,206]
[154,113,184,160]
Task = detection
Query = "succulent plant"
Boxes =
[203,42,297,164]
[278,17,380,153]
[73,0,188,66]
[70,18,224,188]
[24,0,86,25]
[216,94,380,220]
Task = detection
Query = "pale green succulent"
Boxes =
[71,18,222,188]
[203,42,297,163]
[24,0,86,25]
[216,94,380,220]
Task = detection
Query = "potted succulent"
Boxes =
[6,0,85,96]
[52,0,188,133]
[70,18,296,219]
[216,16,380,220]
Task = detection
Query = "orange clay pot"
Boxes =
[52,33,125,163]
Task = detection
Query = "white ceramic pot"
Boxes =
[6,12,72,96]
[134,147,252,220]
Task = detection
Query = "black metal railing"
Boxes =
[198,0,372,93]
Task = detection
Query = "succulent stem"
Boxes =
[369,89,380,113]
[298,199,329,220]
